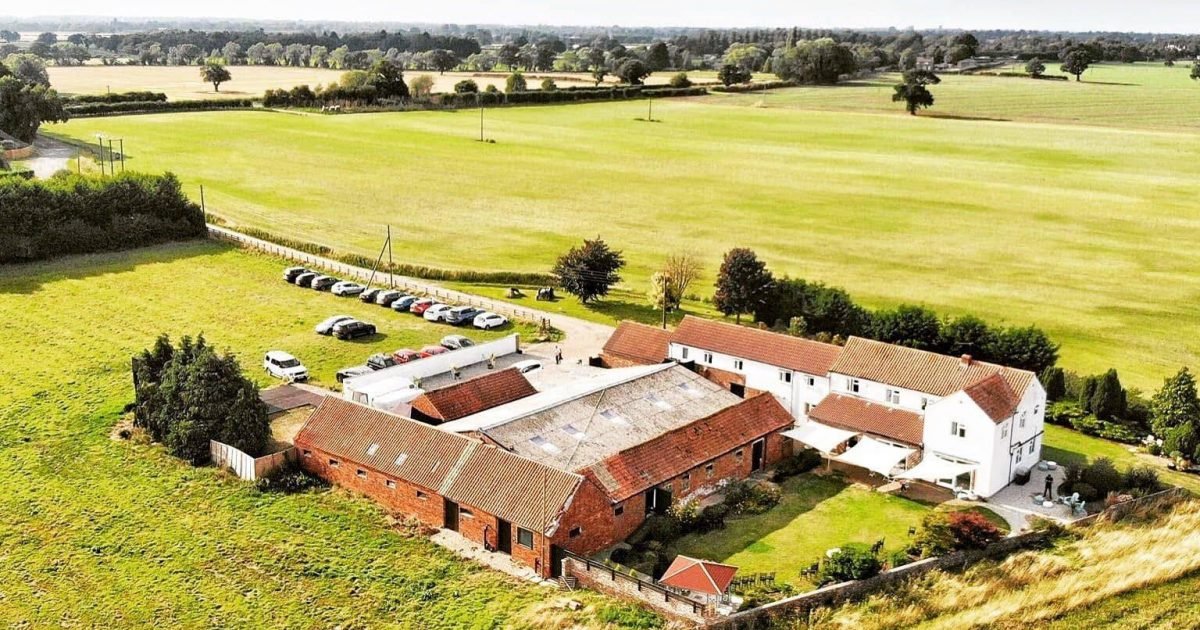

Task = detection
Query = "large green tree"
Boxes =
[985,325,1059,375]
[552,238,626,303]
[771,38,856,84]
[644,42,671,71]
[717,63,752,86]
[614,58,650,85]
[939,315,996,359]
[1025,57,1046,77]
[870,304,942,350]
[1151,368,1200,461]
[1089,369,1127,421]
[0,74,67,142]
[1060,49,1091,81]
[199,62,232,92]
[893,69,940,115]
[714,248,774,324]
[368,59,409,99]
[4,53,50,86]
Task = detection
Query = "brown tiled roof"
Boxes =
[671,316,842,376]
[829,337,1036,398]
[602,321,672,365]
[660,556,739,596]
[808,394,925,446]
[294,397,581,533]
[584,394,793,501]
[410,368,537,423]
[963,373,1021,423]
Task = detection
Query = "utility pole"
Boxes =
[479,104,484,142]
[107,139,115,175]
[118,139,125,172]
[96,137,105,176]
[387,225,394,288]
[647,95,653,122]
[199,185,206,213]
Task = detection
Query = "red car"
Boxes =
[409,298,435,315]
[392,349,427,364]
[420,345,448,356]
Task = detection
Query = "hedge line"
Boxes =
[711,80,799,93]
[266,85,706,111]
[65,99,255,117]
[1,172,206,264]
[66,91,168,104]
[210,220,555,285]
[974,71,1070,81]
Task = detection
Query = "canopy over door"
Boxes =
[781,422,858,453]
[833,436,915,477]
[897,455,977,482]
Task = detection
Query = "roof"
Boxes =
[829,337,1036,399]
[584,394,794,501]
[671,316,842,376]
[963,373,1021,423]
[602,321,672,365]
[659,556,739,596]
[808,394,925,446]
[260,384,325,415]
[477,364,744,471]
[410,368,537,423]
[294,397,582,533]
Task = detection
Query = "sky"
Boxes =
[4,1,1199,33]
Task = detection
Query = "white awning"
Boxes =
[898,455,977,482]
[833,437,915,477]
[781,422,858,453]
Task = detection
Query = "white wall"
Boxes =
[667,342,826,419]
[828,372,940,414]
[344,334,520,403]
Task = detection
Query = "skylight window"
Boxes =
[366,443,380,457]
[394,453,408,467]
[646,393,672,410]
[529,435,561,454]
[563,424,586,439]
[677,381,704,398]
[600,409,629,426]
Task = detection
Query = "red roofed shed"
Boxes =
[659,555,739,597]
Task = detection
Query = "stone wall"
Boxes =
[563,556,708,625]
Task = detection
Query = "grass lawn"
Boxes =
[669,475,930,587]
[0,241,653,628]
[1043,424,1200,494]
[46,72,1200,389]
[444,281,723,328]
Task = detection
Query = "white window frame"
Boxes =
[850,378,861,393]
[733,359,744,371]
[950,421,966,438]
[886,389,901,405]
[806,376,815,388]
[1020,411,1027,428]
[680,347,689,360]
[703,352,713,364]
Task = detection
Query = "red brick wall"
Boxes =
[698,365,745,391]
[296,444,445,525]
[600,352,655,369]
[660,429,793,501]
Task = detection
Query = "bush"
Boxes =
[64,98,254,117]
[773,449,822,480]
[710,80,798,93]
[608,546,631,565]
[912,511,955,557]
[668,72,692,88]
[818,544,881,585]
[634,514,681,548]
[696,503,730,532]
[667,499,700,531]
[1072,482,1100,502]
[1123,466,1163,493]
[255,466,326,494]
[1080,457,1123,497]
[724,480,782,515]
[888,548,915,569]
[946,511,1003,550]
[66,91,167,104]
[736,581,795,609]
[0,172,205,263]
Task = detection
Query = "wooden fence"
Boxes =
[210,440,295,481]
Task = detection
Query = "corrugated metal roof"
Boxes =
[294,397,581,533]
[829,337,1035,398]
[808,394,925,446]
[671,316,842,376]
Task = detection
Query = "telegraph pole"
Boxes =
[387,225,394,288]
[118,139,125,172]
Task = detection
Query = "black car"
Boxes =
[311,276,339,291]
[283,266,310,282]
[295,272,318,288]
[334,320,377,340]
[360,288,382,303]
[367,353,397,370]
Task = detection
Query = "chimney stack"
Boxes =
[960,354,973,367]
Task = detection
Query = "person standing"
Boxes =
[1044,474,1054,500]
[555,346,562,365]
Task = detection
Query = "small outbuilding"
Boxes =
[659,555,738,603]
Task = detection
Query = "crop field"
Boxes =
[48,67,1200,388]
[0,241,654,628]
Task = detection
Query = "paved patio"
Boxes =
[430,528,558,586]
[983,461,1082,530]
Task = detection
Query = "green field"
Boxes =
[0,241,654,628]
[47,65,1200,388]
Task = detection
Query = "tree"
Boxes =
[945,511,1001,550]
[723,43,769,73]
[946,44,973,65]
[1192,64,1200,81]
[645,42,671,71]
[985,326,1059,375]
[409,74,434,98]
[497,43,521,70]
[4,53,50,86]
[35,32,57,46]
[1040,367,1067,402]
[428,49,459,74]
[714,248,774,324]
[505,71,527,93]
[892,69,940,115]
[199,63,231,92]
[0,75,67,142]
[1151,368,1200,461]
[540,77,557,91]
[1025,57,1046,77]
[772,39,857,84]
[1089,369,1127,421]
[453,79,479,94]
[717,63,752,86]
[1060,49,1091,81]
[870,305,942,350]
[591,67,608,86]
[669,72,692,88]
[552,238,625,303]
[614,58,650,85]
[652,253,703,315]
[953,33,980,56]
[368,59,409,99]
[222,41,243,65]
[939,315,996,359]
[0,30,19,44]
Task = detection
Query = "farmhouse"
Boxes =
[600,317,1046,498]
[295,363,795,578]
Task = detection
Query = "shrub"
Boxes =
[1072,482,1100,502]
[1123,466,1163,493]
[255,466,326,494]
[946,511,1002,550]
[912,512,955,557]
[818,544,882,585]
[668,499,701,531]
[724,480,782,515]
[540,77,557,91]
[888,548,915,569]
[64,98,254,117]
[66,90,167,103]
[595,604,663,629]
[736,581,795,609]
[635,514,681,547]
[668,72,692,88]
[1080,457,1123,497]
[773,449,823,480]
[696,503,730,532]
[608,546,631,565]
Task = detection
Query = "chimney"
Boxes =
[960,354,973,367]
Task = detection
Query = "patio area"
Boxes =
[430,528,559,586]
[984,461,1083,529]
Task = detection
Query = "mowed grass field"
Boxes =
[0,241,655,628]
[48,68,1200,388]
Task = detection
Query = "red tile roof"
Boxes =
[808,394,925,446]
[602,321,673,365]
[829,337,1036,399]
[410,368,537,423]
[584,394,794,501]
[963,373,1021,423]
[671,316,842,376]
[659,556,739,596]
[294,397,581,533]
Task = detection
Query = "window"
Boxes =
[1034,405,1041,416]
[851,379,861,393]
[780,371,792,384]
[365,443,379,457]
[646,393,672,411]
[804,402,812,414]
[614,504,624,516]
[705,463,715,479]
[460,507,474,518]
[950,422,966,438]
[517,527,535,549]
[563,424,586,439]
[682,473,691,491]
[1001,423,1009,439]
[385,479,396,489]
[680,347,689,360]
[600,409,629,426]
[1028,440,1036,454]
[703,352,713,364]
[569,526,582,538]
[394,453,408,467]
[1020,412,1027,428]
[806,376,815,387]
[735,449,744,461]
[734,359,744,371]
[886,389,901,405]
[416,490,427,500]
[302,449,312,458]
[1016,448,1023,463]
[529,435,561,454]
[356,469,367,479]
[329,458,340,468]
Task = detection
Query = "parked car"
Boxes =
[283,266,310,283]
[263,350,309,382]
[423,304,453,322]
[409,298,435,315]
[440,335,474,350]
[473,312,508,330]
[333,319,376,340]
[331,281,366,297]
[311,275,339,291]
[336,365,373,383]
[391,295,419,312]
[360,288,382,303]
[366,353,397,370]
[420,345,448,356]
[445,306,482,326]
[392,348,426,364]
[375,290,403,306]
[295,272,319,288]
[511,359,542,375]
[315,315,355,335]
